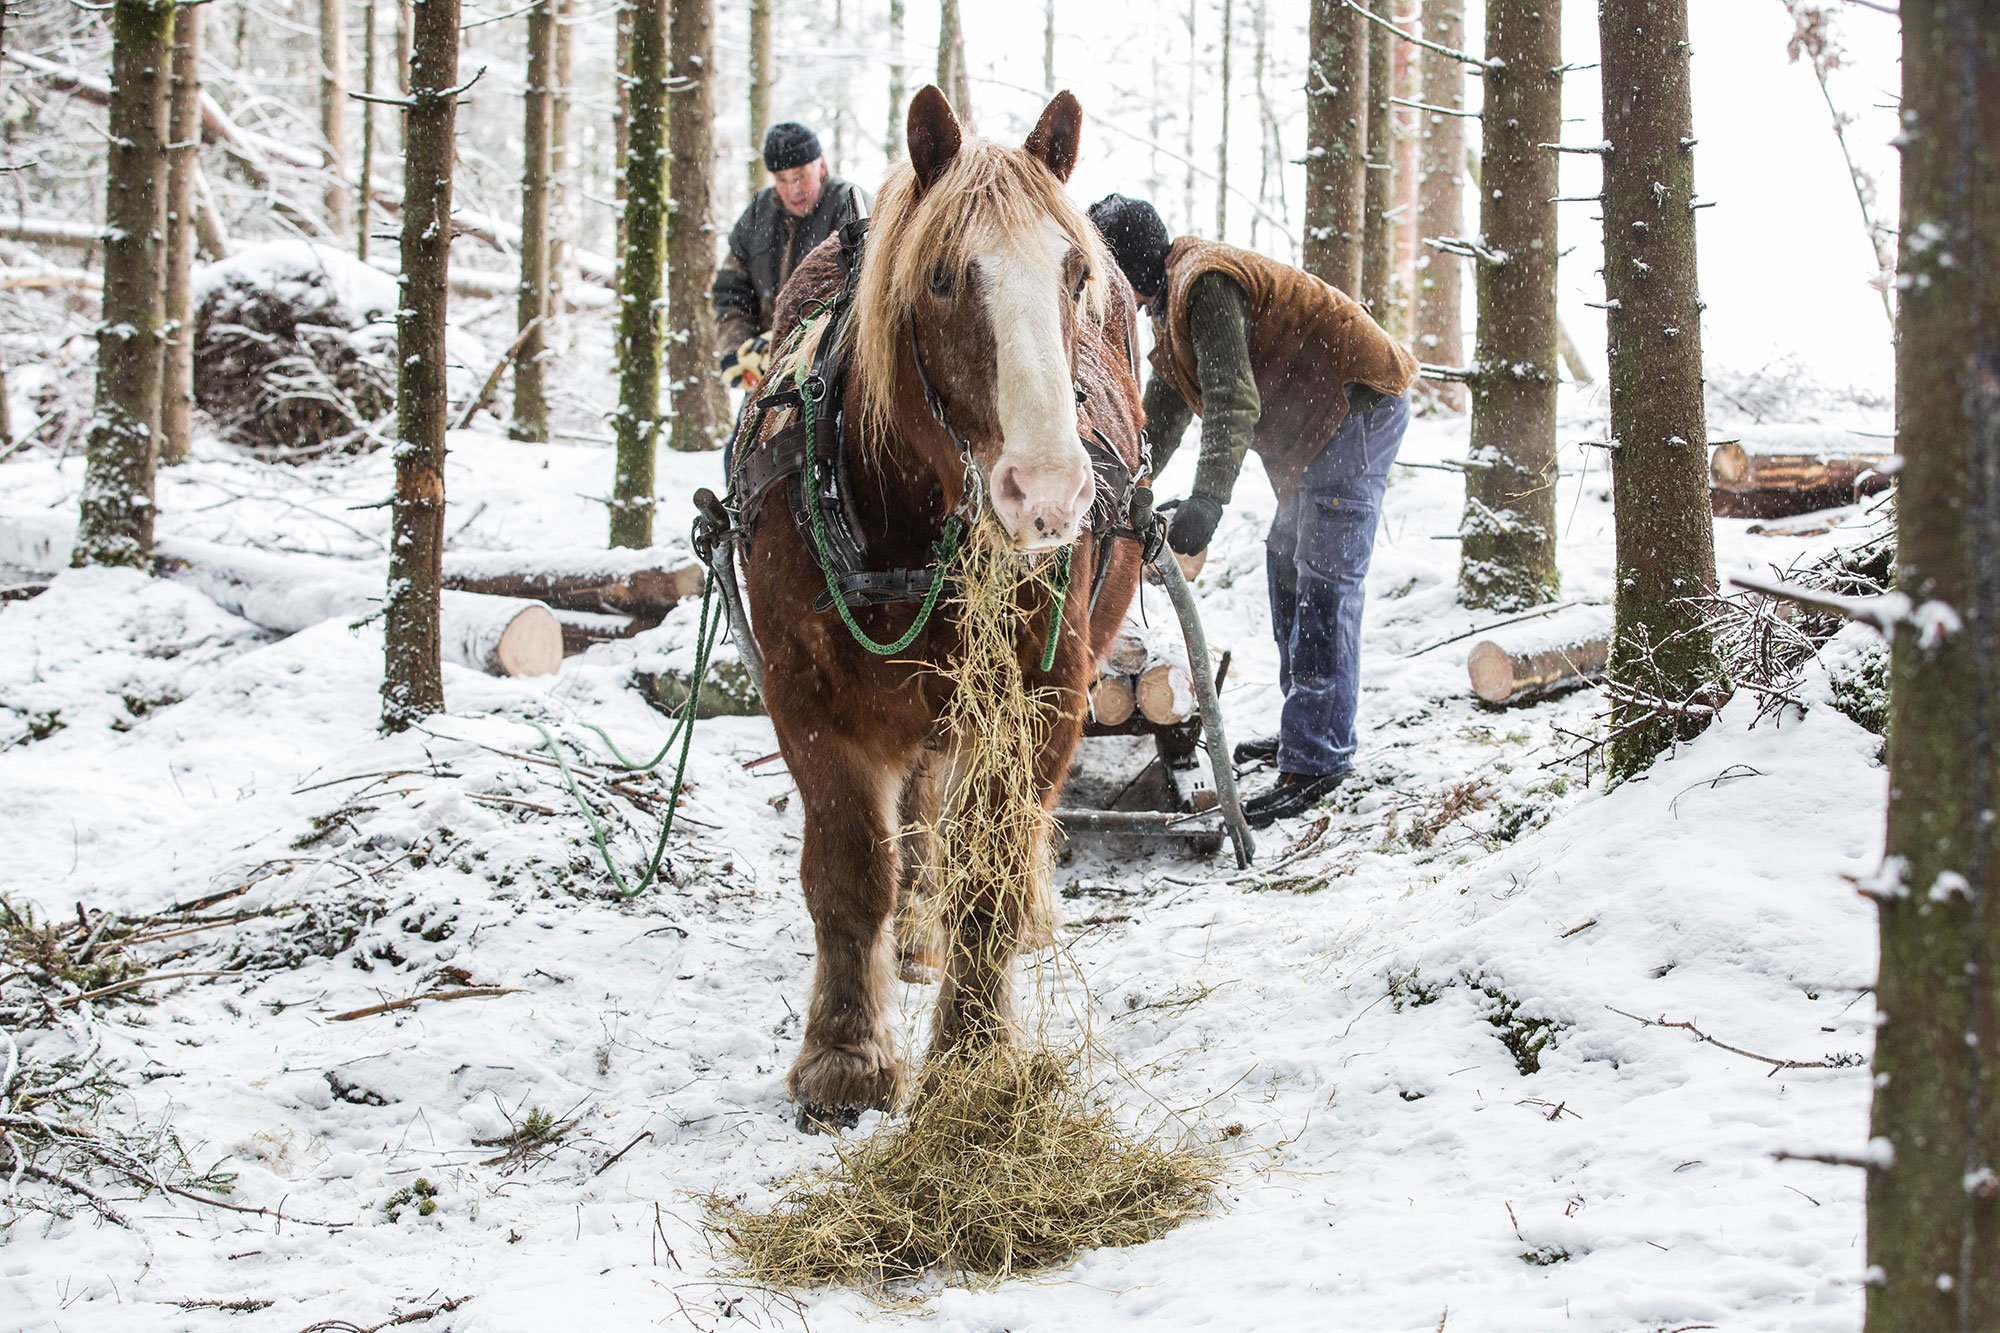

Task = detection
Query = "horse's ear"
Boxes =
[907,86,963,195]
[1023,91,1083,183]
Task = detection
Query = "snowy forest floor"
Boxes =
[0,374,1891,1332]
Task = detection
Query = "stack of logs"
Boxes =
[1088,621,1197,729]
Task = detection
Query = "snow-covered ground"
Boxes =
[0,371,1894,1330]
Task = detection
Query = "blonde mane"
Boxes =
[849,138,1111,442]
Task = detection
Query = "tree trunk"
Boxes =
[1415,0,1467,408]
[1043,0,1056,91]
[1303,0,1367,291]
[1456,0,1560,612]
[747,0,770,200]
[610,0,666,546]
[1866,6,2000,1326]
[511,0,553,443]
[320,0,347,233]
[1599,0,1719,779]
[1390,15,1419,343]
[160,3,200,468]
[613,0,633,283]
[395,0,411,93]
[886,0,905,162]
[938,0,972,124]
[382,0,460,731]
[357,0,377,258]
[1183,0,1197,232]
[1215,0,1231,237]
[549,0,573,343]
[666,0,725,454]
[73,0,174,570]
[1360,0,1395,318]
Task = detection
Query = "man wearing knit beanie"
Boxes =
[711,122,865,392]
[1088,194,1419,830]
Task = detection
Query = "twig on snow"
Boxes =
[327,987,520,1022]
[1606,1006,1865,1076]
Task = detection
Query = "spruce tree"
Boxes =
[1456,0,1561,612]
[1865,4,2000,1326]
[73,0,175,569]
[610,0,666,546]
[160,3,201,468]
[381,0,461,729]
[666,0,725,453]
[1414,0,1467,408]
[1304,0,1368,291]
[1598,0,1719,777]
[511,0,554,442]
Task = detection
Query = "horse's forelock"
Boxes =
[849,140,1111,448]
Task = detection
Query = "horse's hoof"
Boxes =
[787,1041,905,1122]
[795,1102,861,1135]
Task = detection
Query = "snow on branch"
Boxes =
[1341,0,1496,70]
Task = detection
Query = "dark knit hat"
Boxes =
[762,122,823,173]
[1087,193,1170,300]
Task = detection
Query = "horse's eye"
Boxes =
[930,263,953,297]
[1073,269,1090,301]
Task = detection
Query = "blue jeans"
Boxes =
[1266,393,1410,777]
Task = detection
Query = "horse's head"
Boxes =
[851,87,1110,553]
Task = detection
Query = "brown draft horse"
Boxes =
[743,87,1145,1130]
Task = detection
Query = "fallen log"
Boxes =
[0,514,559,677]
[154,537,561,676]
[1709,427,1894,519]
[440,547,705,622]
[1465,603,1613,705]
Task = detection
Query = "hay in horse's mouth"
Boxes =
[707,1044,1218,1286]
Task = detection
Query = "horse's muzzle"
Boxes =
[989,453,1094,551]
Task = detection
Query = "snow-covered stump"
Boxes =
[1465,604,1613,706]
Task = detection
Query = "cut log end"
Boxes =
[490,604,563,677]
[1089,674,1137,727]
[1136,662,1194,725]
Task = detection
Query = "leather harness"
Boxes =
[721,217,1152,618]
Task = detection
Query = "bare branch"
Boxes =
[1342,0,1494,69]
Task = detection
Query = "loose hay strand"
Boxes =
[718,523,1219,1288]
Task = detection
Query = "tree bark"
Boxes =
[1415,0,1468,408]
[73,0,174,570]
[1867,5,2000,1327]
[886,0,905,162]
[358,0,377,258]
[938,0,972,124]
[1216,0,1231,237]
[511,0,554,443]
[1390,14,1419,343]
[746,0,770,200]
[320,0,348,233]
[382,0,460,731]
[1599,0,1720,779]
[1360,0,1395,318]
[1304,0,1368,291]
[549,0,573,341]
[1456,0,1560,612]
[160,3,200,468]
[610,0,665,546]
[666,0,725,454]
[613,0,633,283]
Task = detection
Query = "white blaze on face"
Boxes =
[980,218,1094,551]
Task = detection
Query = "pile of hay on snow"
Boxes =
[192,241,399,459]
[713,1045,1217,1285]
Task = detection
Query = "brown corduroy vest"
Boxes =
[1148,238,1419,501]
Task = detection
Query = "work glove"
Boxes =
[720,332,772,392]
[1166,494,1224,557]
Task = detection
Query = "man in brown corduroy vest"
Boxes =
[1089,195,1419,828]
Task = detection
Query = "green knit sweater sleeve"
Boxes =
[1185,272,1260,502]
[1142,372,1195,478]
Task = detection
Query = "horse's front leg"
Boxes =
[788,739,906,1131]
[927,692,1084,1064]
